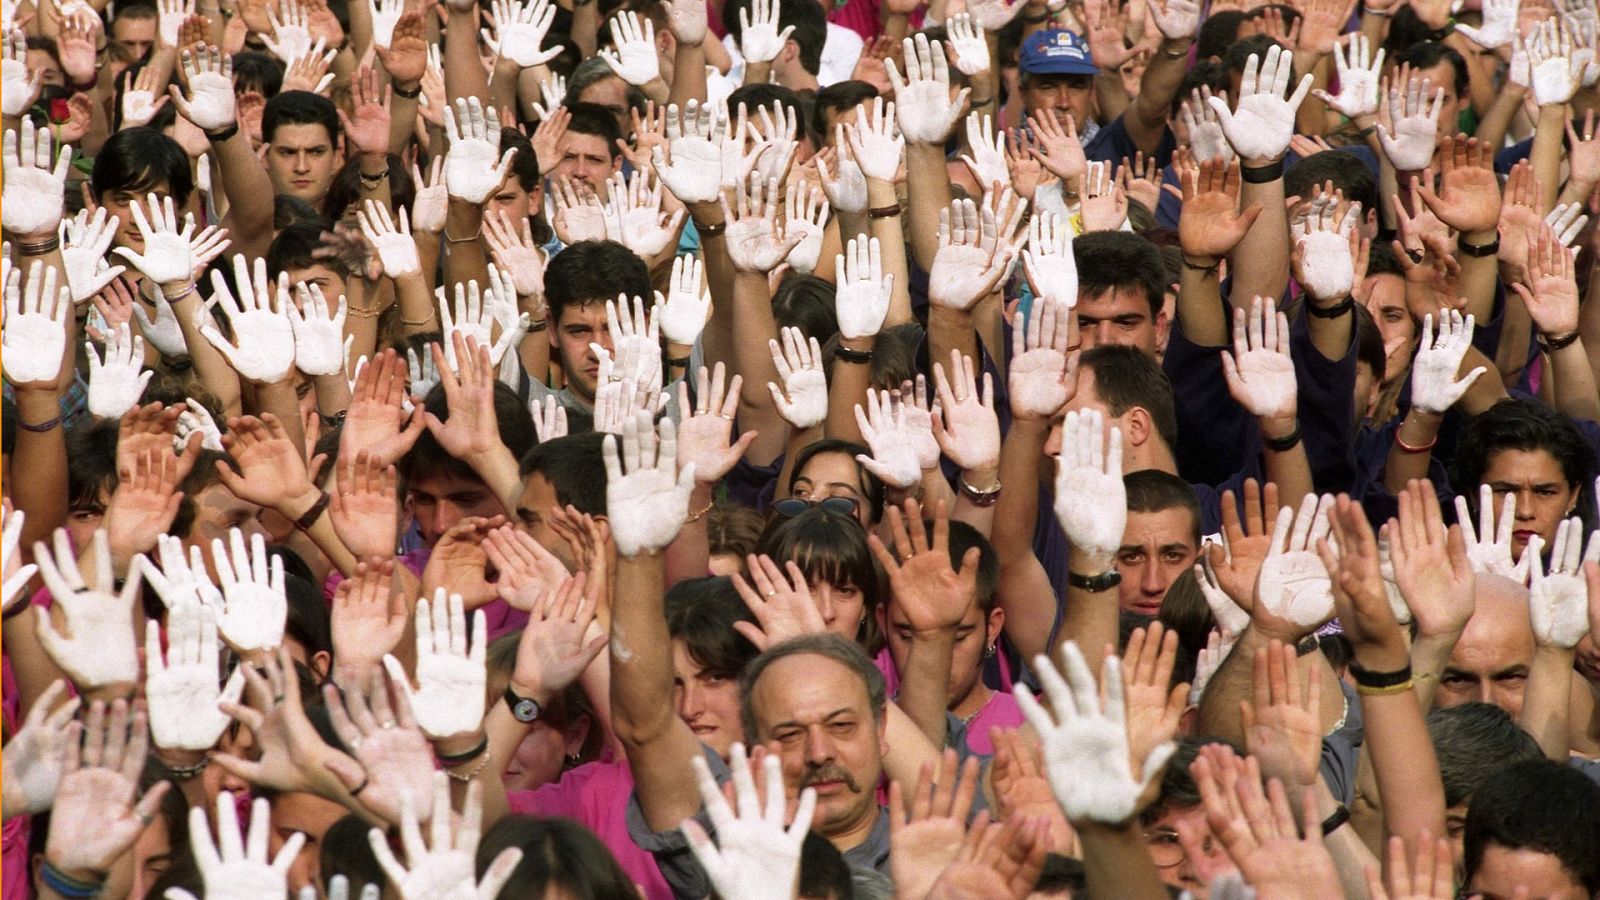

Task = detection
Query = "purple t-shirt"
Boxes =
[507,759,674,900]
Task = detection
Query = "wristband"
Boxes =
[834,345,874,364]
[2,591,31,620]
[667,354,692,367]
[1457,235,1499,257]
[1307,296,1354,319]
[1394,429,1438,453]
[1262,420,1301,452]
[1240,160,1284,183]
[392,81,422,99]
[320,410,347,428]
[293,491,331,531]
[1540,329,1581,351]
[868,204,902,219]
[359,166,390,185]
[685,498,715,522]
[1295,634,1320,657]
[162,755,211,779]
[1067,568,1121,592]
[18,413,62,433]
[694,220,727,237]
[205,122,240,143]
[1020,8,1050,22]
[1349,659,1411,688]
[446,747,494,781]
[436,735,489,766]
[1356,678,1414,696]
[1161,43,1189,59]
[525,317,549,333]
[958,476,1002,507]
[40,861,104,899]
[16,235,61,255]
[1181,254,1221,276]
[161,281,198,303]
[1320,803,1351,836]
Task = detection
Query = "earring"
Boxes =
[984,642,996,659]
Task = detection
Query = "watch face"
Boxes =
[513,699,540,722]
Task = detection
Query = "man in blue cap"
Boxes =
[1018,29,1101,144]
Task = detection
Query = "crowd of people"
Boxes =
[4,0,1600,892]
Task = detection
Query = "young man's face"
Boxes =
[407,471,502,546]
[672,639,743,758]
[1482,449,1578,558]
[884,599,1001,712]
[554,131,621,197]
[1077,286,1166,356]
[181,483,267,582]
[1363,273,1414,384]
[111,15,156,61]
[551,299,612,404]
[576,76,632,135]
[513,471,579,571]
[486,170,540,226]
[266,122,340,207]
[1116,507,1200,617]
[1467,842,1591,900]
[1022,73,1095,129]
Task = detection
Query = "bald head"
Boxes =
[1435,574,1534,717]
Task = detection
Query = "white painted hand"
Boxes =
[1,504,38,615]
[1456,0,1517,48]
[1150,0,1200,39]
[961,112,1010,190]
[767,326,828,430]
[484,209,547,298]
[113,192,231,287]
[1454,485,1533,582]
[1221,296,1296,420]
[783,180,829,274]
[368,775,522,900]
[529,395,568,442]
[600,10,660,84]
[199,255,296,383]
[887,34,969,144]
[140,532,222,612]
[169,45,236,132]
[208,527,289,654]
[1179,86,1233,164]
[384,590,487,739]
[263,0,314,61]
[815,143,867,214]
[1376,77,1445,171]
[929,198,1017,311]
[723,175,801,272]
[1255,494,1338,629]
[1527,519,1596,648]
[1052,408,1125,561]
[358,199,421,278]
[1292,197,1361,302]
[2,117,71,238]
[945,12,990,75]
[410,157,448,234]
[835,235,893,339]
[369,0,402,47]
[1409,310,1485,414]
[146,604,246,750]
[550,176,609,245]
[1016,641,1176,824]
[656,254,711,345]
[653,100,722,204]
[1021,210,1078,308]
[842,95,903,182]
[606,293,663,392]
[61,208,128,303]
[854,388,924,488]
[603,170,685,258]
[964,0,1026,30]
[2,261,70,385]
[602,412,698,557]
[682,743,817,900]
[289,282,350,376]
[1528,18,1584,105]
[176,398,226,451]
[1312,35,1384,117]
[0,680,78,818]
[1205,44,1311,164]
[930,350,1000,471]
[482,0,561,67]
[738,0,794,62]
[1,29,41,118]
[443,97,517,204]
[1196,558,1251,638]
[191,793,305,900]
[87,323,154,419]
[33,529,142,688]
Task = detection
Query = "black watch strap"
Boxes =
[505,686,543,722]
[1067,568,1122,592]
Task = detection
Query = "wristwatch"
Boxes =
[1067,569,1122,592]
[505,686,543,723]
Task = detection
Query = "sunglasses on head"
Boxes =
[772,496,859,518]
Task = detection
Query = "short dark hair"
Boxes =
[773,274,841,343]
[1124,469,1201,546]
[739,634,887,741]
[262,90,341,148]
[66,419,121,515]
[562,101,624,160]
[170,450,241,538]
[728,83,811,145]
[1073,231,1167,317]
[91,127,195,208]
[267,223,345,279]
[1141,735,1243,824]
[1464,759,1600,896]
[1366,240,1404,278]
[273,195,330,231]
[947,520,999,612]
[319,814,387,891]
[326,153,415,223]
[519,431,608,516]
[501,127,542,191]
[544,240,652,324]
[400,381,537,487]
[1394,40,1469,95]
[1454,399,1596,521]
[799,832,855,900]
[1286,150,1379,215]
[1197,11,1246,60]
[665,576,760,680]
[1080,345,1179,449]
[811,80,879,141]
[1224,34,1292,82]
[475,816,638,897]
[724,0,825,75]
[758,506,885,650]
[230,50,283,97]
[1354,304,1387,384]
[1169,58,1227,118]
[1426,703,1543,809]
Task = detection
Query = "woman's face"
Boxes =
[672,639,743,759]
[791,452,873,528]
[503,717,589,793]
[811,577,867,643]
[1481,448,1579,557]
[96,180,173,252]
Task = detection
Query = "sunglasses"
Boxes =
[772,496,859,518]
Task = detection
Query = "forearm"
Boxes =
[1230,175,1289,307]
[1473,81,1527,150]
[664,483,713,585]
[489,59,520,113]
[898,632,956,747]
[444,6,492,104]
[1382,409,1443,495]
[253,380,308,459]
[1127,39,1192,152]
[169,287,244,416]
[824,336,874,443]
[1365,686,1447,848]
[2,592,70,716]
[1175,260,1228,348]
[10,388,70,546]
[313,372,352,419]
[906,142,954,271]
[1056,547,1118,677]
[394,271,439,335]
[1094,71,1130,125]
[570,0,598,57]
[992,420,1046,562]
[1454,240,1500,322]
[279,486,359,576]
[667,41,708,108]
[866,179,912,325]
[1522,645,1578,760]
[1408,631,1461,711]
[442,201,492,288]
[949,464,998,538]
[212,130,276,257]
[1531,104,1566,213]
[730,270,787,463]
[1543,339,1600,422]
[928,307,978,378]
[1261,416,1314,511]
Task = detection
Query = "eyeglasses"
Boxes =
[772,496,859,518]
[1141,829,1186,868]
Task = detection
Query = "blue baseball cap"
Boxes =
[1020,29,1100,77]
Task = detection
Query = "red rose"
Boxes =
[48,97,70,124]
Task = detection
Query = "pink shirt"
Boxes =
[872,647,1025,756]
[507,760,673,900]
[323,548,530,644]
[3,658,30,900]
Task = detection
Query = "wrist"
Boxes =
[1351,642,1410,673]
[1068,546,1115,573]
[839,334,876,352]
[865,180,898,205]
[278,485,324,520]
[508,678,553,708]
[431,728,488,758]
[1259,414,1299,440]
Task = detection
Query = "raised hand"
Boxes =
[483,0,561,67]
[0,679,77,819]
[783,180,830,274]
[1221,296,1296,420]
[683,743,817,900]
[962,112,1010,190]
[652,100,722,204]
[842,95,902,184]
[1528,19,1584,105]
[358,198,422,279]
[604,293,662,393]
[1080,160,1128,232]
[289,282,349,376]
[0,503,36,616]
[1416,136,1500,234]
[114,192,230,288]
[1409,310,1483,414]
[1206,45,1312,164]
[323,670,438,825]
[369,775,523,899]
[723,175,801,273]
[550,176,609,245]
[887,749,985,900]
[1528,518,1593,648]
[1,29,41,119]
[170,44,237,132]
[738,0,794,62]
[343,348,426,467]
[1386,480,1476,638]
[1178,157,1262,263]
[33,530,142,688]
[929,198,1019,311]
[1027,108,1087,182]
[930,350,1000,472]
[1052,408,1125,563]
[205,527,289,654]
[835,235,893,339]
[1456,0,1518,48]
[509,569,607,707]
[676,363,758,484]
[443,97,517,204]
[604,170,686,258]
[1454,485,1532,581]
[384,590,488,740]
[815,143,868,214]
[1179,87,1233,164]
[1313,35,1384,117]
[3,261,70,386]
[410,157,448,234]
[61,208,127,303]
[330,559,407,688]
[146,602,246,750]
[1017,641,1175,824]
[1122,623,1190,783]
[888,34,968,144]
[1255,493,1338,635]
[3,114,72,240]
[1366,832,1456,900]
[1512,225,1582,342]
[1192,753,1337,893]
[1319,495,1411,668]
[945,13,989,75]
[188,793,304,899]
[1376,76,1444,172]
[600,9,659,84]
[196,256,295,383]
[1022,211,1078,307]
[1009,293,1075,421]
[1241,640,1322,790]
[656,254,711,346]
[44,700,170,877]
[1291,196,1363,303]
[854,388,925,487]
[766,326,828,430]
[728,554,823,648]
[603,412,697,557]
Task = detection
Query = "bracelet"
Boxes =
[358,166,390,185]
[1355,678,1415,696]
[293,491,331,531]
[968,96,994,106]
[695,219,727,237]
[958,475,1002,507]
[392,81,422,99]
[18,413,62,433]
[835,345,874,364]
[446,746,494,782]
[1307,295,1355,319]
[1067,568,1122,592]
[205,122,240,142]
[1262,420,1301,452]
[2,591,32,620]
[667,354,692,367]
[526,317,549,333]
[1540,329,1581,351]
[161,281,198,303]
[40,861,104,899]
[1161,43,1189,59]
[1320,804,1351,836]
[1457,235,1499,257]
[1394,429,1438,453]
[346,306,384,319]
[15,234,61,255]
[685,498,715,523]
[1181,254,1220,276]
[1295,634,1320,657]
[868,203,902,219]
[1020,9,1050,22]
[399,312,435,327]
[1349,659,1412,689]
[436,735,489,766]
[1240,160,1284,183]
[320,410,348,428]
[162,755,211,779]
[444,223,483,243]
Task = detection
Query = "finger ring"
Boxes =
[272,694,285,704]
[765,590,777,598]
[719,413,734,420]
[382,721,397,730]
[139,812,155,827]
[351,775,370,797]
